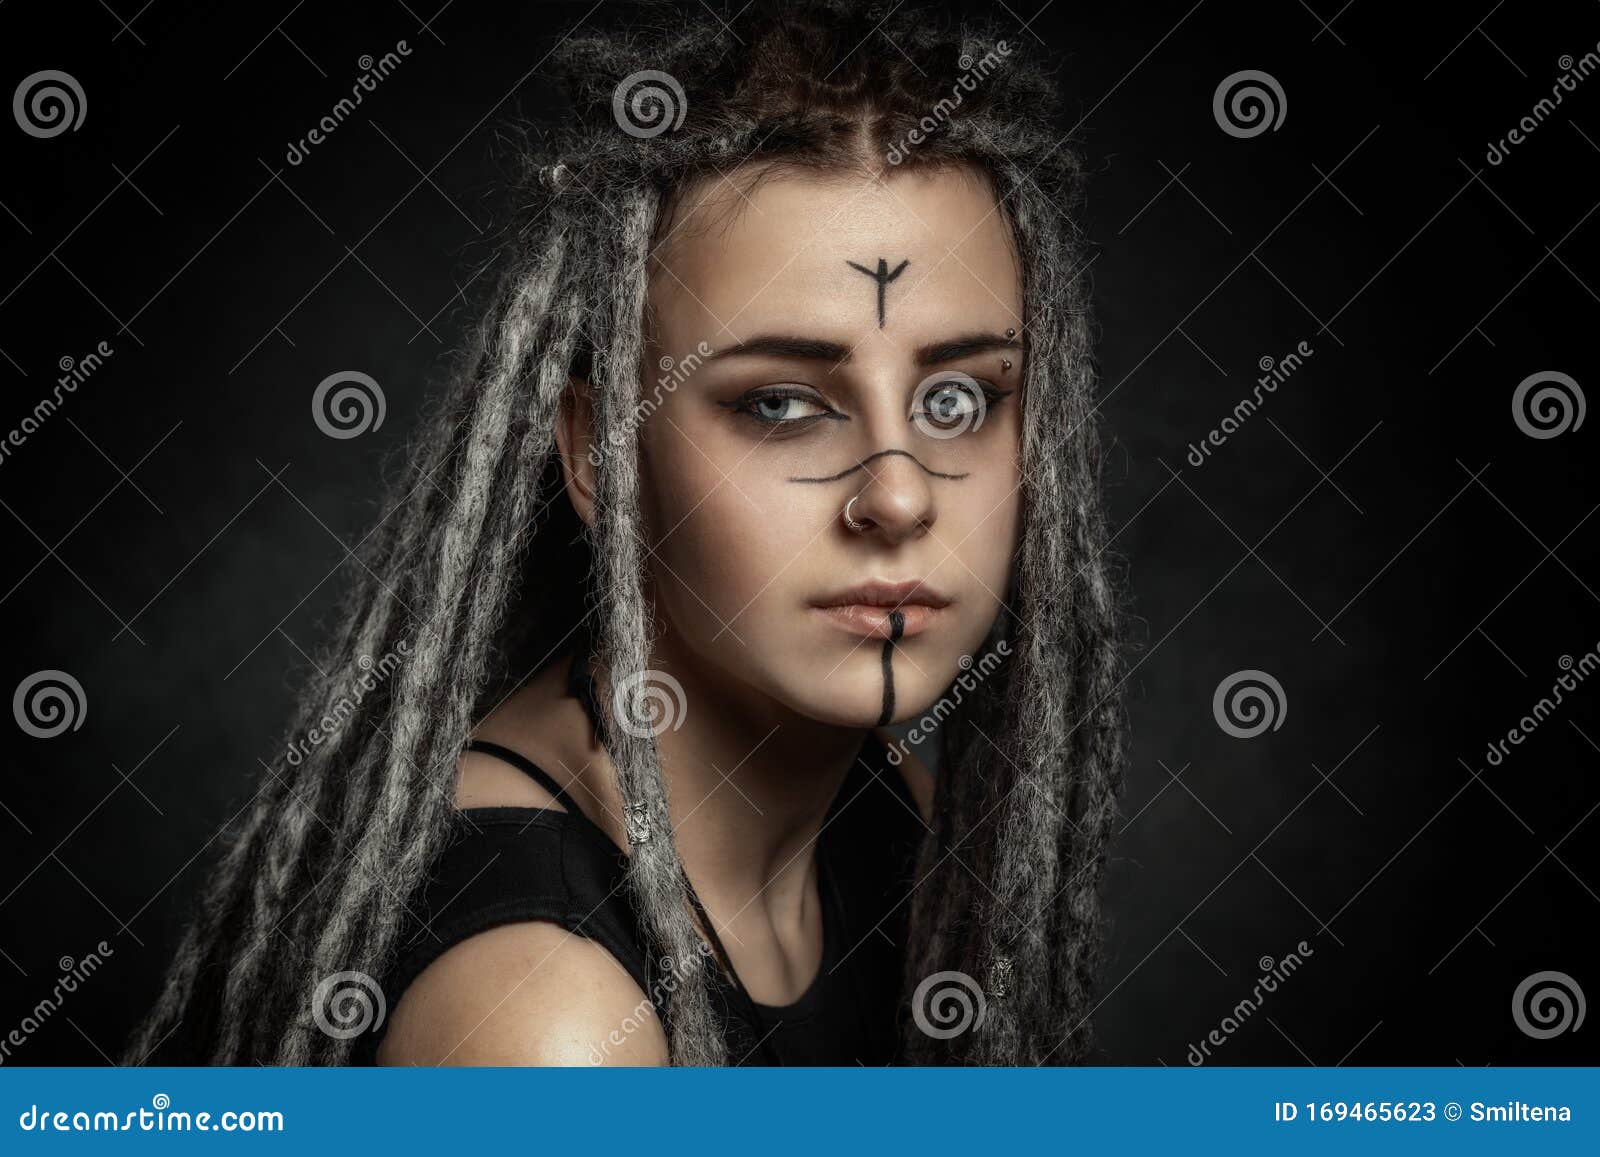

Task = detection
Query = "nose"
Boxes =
[849,450,937,544]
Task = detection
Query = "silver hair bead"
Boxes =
[624,800,652,844]
[988,955,1014,998]
[539,161,572,191]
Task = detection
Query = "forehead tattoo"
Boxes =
[846,257,910,327]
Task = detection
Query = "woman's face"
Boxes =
[631,164,1024,730]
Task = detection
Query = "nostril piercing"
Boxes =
[843,494,870,533]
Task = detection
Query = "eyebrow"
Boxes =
[704,331,1023,368]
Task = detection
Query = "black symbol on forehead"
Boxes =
[846,257,910,328]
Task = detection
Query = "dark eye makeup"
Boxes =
[717,385,847,434]
[719,378,1013,435]
[911,379,1012,426]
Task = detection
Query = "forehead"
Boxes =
[647,166,1022,347]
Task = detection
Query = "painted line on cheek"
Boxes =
[876,609,906,727]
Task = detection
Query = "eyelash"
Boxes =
[724,386,844,430]
[724,382,1012,430]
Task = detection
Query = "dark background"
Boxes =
[1,0,1595,1066]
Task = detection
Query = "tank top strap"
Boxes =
[463,737,572,801]
[461,738,622,855]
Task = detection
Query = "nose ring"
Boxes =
[843,494,870,533]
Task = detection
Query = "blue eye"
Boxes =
[911,373,1006,438]
[750,395,828,422]
[922,383,982,427]
[727,388,839,427]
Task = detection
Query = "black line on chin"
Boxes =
[876,609,905,727]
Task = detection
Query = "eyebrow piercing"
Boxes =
[1005,327,1016,338]
[1001,358,1013,372]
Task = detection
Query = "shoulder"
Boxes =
[454,660,623,838]
[457,660,575,812]
[872,728,934,826]
[376,920,668,1066]
[454,744,566,811]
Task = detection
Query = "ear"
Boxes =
[554,376,598,526]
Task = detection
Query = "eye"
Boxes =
[911,373,1007,437]
[923,382,981,426]
[725,387,841,428]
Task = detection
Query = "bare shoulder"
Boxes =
[454,745,566,811]
[454,659,594,812]
[873,729,934,825]
[376,921,668,1066]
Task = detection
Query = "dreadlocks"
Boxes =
[123,0,1125,1068]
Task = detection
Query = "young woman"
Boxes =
[123,0,1124,1067]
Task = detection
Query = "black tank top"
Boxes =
[352,734,925,1065]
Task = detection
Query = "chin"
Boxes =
[766,662,952,732]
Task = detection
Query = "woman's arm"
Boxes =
[376,921,669,1066]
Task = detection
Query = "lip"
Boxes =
[811,580,952,640]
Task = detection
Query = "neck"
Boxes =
[613,649,868,924]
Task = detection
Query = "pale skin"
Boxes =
[378,162,1024,1065]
